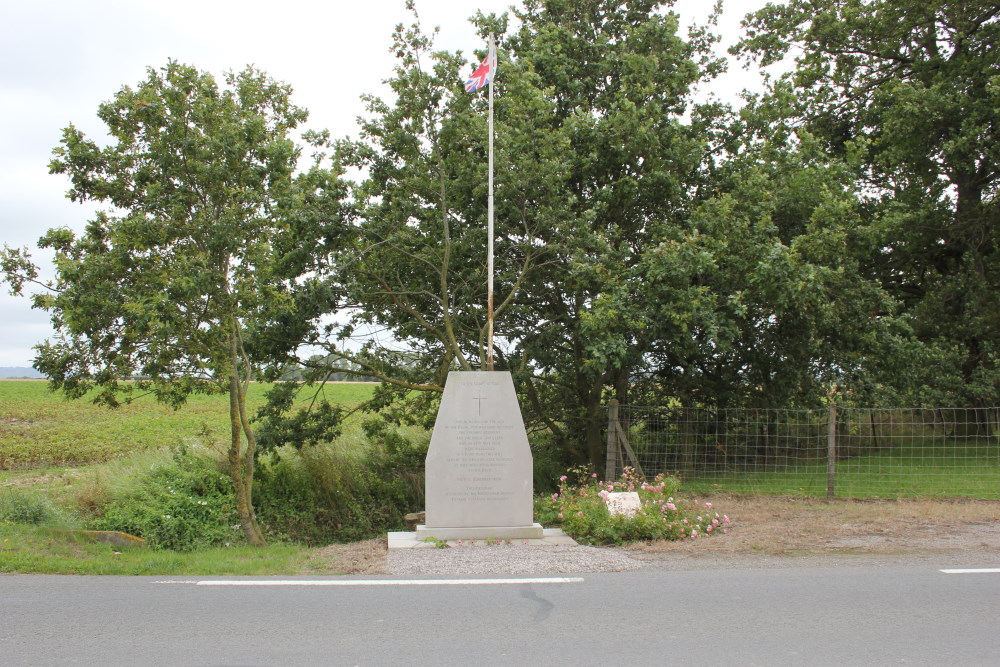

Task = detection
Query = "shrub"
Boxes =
[0,489,58,526]
[253,422,427,544]
[539,466,731,546]
[87,447,239,551]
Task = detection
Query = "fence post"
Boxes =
[606,399,620,482]
[827,403,837,497]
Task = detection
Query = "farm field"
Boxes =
[680,440,1000,499]
[0,381,377,470]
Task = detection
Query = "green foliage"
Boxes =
[0,60,351,545]
[735,1,1000,407]
[254,381,346,453]
[422,536,450,549]
[540,467,729,546]
[13,60,320,406]
[253,423,427,544]
[277,0,908,471]
[0,489,58,526]
[87,448,239,551]
[276,0,733,467]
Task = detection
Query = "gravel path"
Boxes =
[387,544,643,575]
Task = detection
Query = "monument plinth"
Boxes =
[416,370,543,541]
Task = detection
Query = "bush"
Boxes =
[0,489,58,526]
[87,447,239,551]
[253,422,427,544]
[539,466,731,546]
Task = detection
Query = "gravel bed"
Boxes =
[387,544,643,575]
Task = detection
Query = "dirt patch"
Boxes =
[0,469,83,488]
[303,496,1000,574]
[0,417,34,427]
[304,538,389,575]
[628,495,1000,556]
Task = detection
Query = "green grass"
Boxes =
[0,379,396,573]
[0,380,376,470]
[0,523,314,575]
[680,439,1000,498]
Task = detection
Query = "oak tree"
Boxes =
[1,61,337,544]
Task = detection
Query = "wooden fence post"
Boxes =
[827,403,837,497]
[606,399,620,482]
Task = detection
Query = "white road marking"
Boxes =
[940,568,1000,574]
[190,577,584,586]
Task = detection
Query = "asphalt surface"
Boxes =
[3,559,999,665]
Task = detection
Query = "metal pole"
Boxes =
[487,33,495,371]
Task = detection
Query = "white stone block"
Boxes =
[606,491,642,517]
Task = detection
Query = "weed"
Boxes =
[86,447,238,551]
[422,536,450,548]
[0,489,58,525]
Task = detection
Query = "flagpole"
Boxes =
[487,32,495,372]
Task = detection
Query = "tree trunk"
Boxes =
[584,375,607,468]
[228,337,266,546]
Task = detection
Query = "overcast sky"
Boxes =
[0,0,774,368]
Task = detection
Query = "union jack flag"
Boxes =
[464,51,494,93]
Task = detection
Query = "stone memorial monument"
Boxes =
[416,371,544,541]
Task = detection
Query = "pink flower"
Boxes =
[722,529,728,534]
[723,515,730,525]
[666,503,677,511]
[712,519,719,527]
[577,511,584,517]
[705,502,713,509]
[591,473,598,478]
[706,524,713,533]
[551,493,559,500]
[559,475,567,482]
[557,513,563,519]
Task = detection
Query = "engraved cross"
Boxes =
[472,392,488,416]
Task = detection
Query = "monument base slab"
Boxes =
[415,523,544,541]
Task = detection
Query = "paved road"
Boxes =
[3,562,998,665]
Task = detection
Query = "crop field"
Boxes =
[0,381,377,470]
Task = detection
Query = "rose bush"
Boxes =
[536,467,730,546]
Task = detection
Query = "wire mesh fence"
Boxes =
[605,402,1000,498]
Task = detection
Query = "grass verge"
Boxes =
[0,524,314,575]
